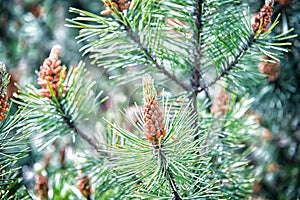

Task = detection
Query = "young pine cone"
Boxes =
[35,174,48,200]
[101,0,131,16]
[37,45,66,98]
[258,56,280,81]
[252,0,273,34]
[143,76,166,146]
[77,175,93,199]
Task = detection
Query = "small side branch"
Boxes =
[196,34,255,93]
[159,150,182,200]
[123,26,191,92]
[59,102,99,150]
[74,126,99,150]
[167,166,182,200]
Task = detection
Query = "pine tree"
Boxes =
[0,0,297,199]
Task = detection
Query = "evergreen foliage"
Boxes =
[245,0,300,199]
[0,0,298,199]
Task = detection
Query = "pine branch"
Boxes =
[59,101,99,150]
[195,0,203,42]
[166,165,182,200]
[122,24,191,91]
[196,34,256,93]
[191,0,204,140]
[14,62,103,151]
[158,147,182,200]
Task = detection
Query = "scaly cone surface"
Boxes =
[143,75,166,146]
[37,45,66,98]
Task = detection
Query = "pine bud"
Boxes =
[252,0,274,34]
[35,174,48,200]
[0,62,10,121]
[101,0,131,16]
[210,89,230,116]
[59,146,66,167]
[277,0,291,6]
[267,162,280,173]
[43,153,51,170]
[77,174,93,199]
[143,76,166,146]
[260,128,272,141]
[37,45,67,98]
[258,56,280,81]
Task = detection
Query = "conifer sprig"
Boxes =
[67,2,191,91]
[0,108,32,199]
[97,77,220,199]
[68,0,294,98]
[14,60,104,151]
[0,62,31,199]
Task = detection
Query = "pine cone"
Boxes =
[210,89,230,116]
[77,175,93,199]
[0,94,8,121]
[258,56,280,81]
[37,45,67,98]
[101,0,131,16]
[143,76,166,145]
[35,174,48,200]
[252,2,273,34]
[143,99,166,144]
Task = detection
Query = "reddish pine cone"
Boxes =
[258,57,280,81]
[210,89,230,116]
[101,0,131,16]
[143,99,166,145]
[0,94,8,121]
[37,45,66,98]
[35,174,48,200]
[252,4,273,34]
[77,175,93,199]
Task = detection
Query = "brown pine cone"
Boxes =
[143,76,166,146]
[143,99,166,144]
[101,0,131,16]
[0,94,8,121]
[37,45,67,98]
[258,57,280,81]
[252,3,273,34]
[35,174,48,200]
[210,89,230,117]
[77,175,93,199]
